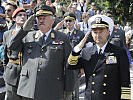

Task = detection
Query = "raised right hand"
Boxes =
[23,14,36,31]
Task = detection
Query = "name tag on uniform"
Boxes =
[106,56,117,64]
[52,40,64,45]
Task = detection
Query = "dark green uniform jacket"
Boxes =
[8,29,74,100]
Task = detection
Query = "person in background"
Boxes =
[77,0,88,13]
[124,22,131,34]
[45,0,54,7]
[55,12,84,100]
[5,2,17,30]
[105,11,126,48]
[18,0,30,8]
[26,0,38,30]
[3,8,27,100]
[125,30,133,59]
[67,15,131,100]
[78,12,90,34]
[67,2,82,22]
[7,4,74,100]
[26,0,37,17]
[87,2,97,17]
[0,0,7,43]
[54,2,66,19]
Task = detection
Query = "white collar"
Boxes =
[67,28,74,33]
[16,26,21,32]
[96,42,108,54]
[39,29,52,39]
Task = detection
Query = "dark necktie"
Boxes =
[42,34,46,44]
[98,49,104,59]
[67,32,71,37]
[81,4,84,12]
[99,49,102,55]
[87,23,89,28]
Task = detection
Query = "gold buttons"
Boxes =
[92,90,95,93]
[41,49,44,52]
[103,92,106,95]
[92,73,96,76]
[29,45,32,48]
[40,55,43,58]
[38,69,41,72]
[39,62,42,65]
[104,74,107,78]
[57,77,60,80]
[92,82,95,85]
[103,83,106,86]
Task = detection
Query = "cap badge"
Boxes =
[95,17,102,24]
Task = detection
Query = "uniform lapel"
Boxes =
[42,30,55,48]
[34,30,43,46]
[93,43,111,72]
[63,29,67,35]
[93,46,105,72]
[71,29,77,37]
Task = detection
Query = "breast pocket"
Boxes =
[48,45,63,59]
[20,69,29,78]
[23,42,37,57]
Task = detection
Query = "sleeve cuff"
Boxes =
[121,87,131,99]
[74,45,82,53]
[68,53,79,65]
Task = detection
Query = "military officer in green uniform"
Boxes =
[67,15,131,100]
[7,4,74,100]
[3,8,27,100]
[58,12,85,100]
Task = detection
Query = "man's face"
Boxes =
[82,15,89,22]
[30,1,37,9]
[14,12,27,26]
[46,0,52,6]
[5,5,15,19]
[91,5,96,10]
[91,27,109,46]
[65,19,75,30]
[37,15,54,32]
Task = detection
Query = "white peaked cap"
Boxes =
[88,15,114,35]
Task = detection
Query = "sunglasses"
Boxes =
[65,20,73,22]
[73,3,77,5]
[5,9,12,12]
[82,16,88,19]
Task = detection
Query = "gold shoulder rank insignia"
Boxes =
[51,32,55,39]
[74,30,77,34]
[121,87,131,99]
[35,31,41,39]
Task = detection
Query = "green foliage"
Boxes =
[94,0,132,25]
[61,0,132,25]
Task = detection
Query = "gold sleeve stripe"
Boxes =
[68,53,79,65]
[121,87,131,99]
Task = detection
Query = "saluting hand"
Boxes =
[23,14,36,31]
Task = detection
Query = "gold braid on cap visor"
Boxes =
[64,16,75,20]
[91,24,109,28]
[36,10,53,16]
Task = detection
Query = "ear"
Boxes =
[13,18,16,21]
[52,16,55,24]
